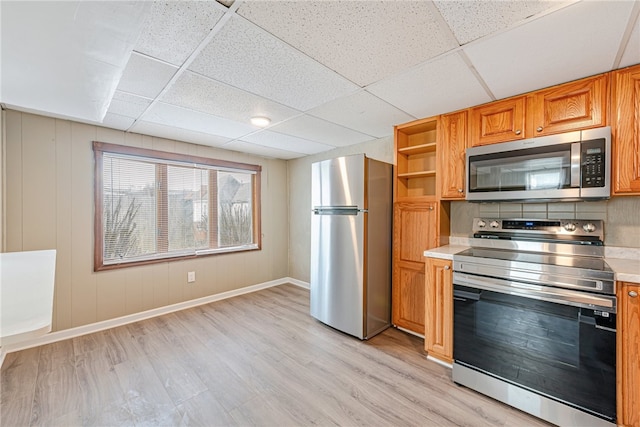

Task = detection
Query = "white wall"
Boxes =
[287,136,394,282]
[4,110,289,332]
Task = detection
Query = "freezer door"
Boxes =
[312,154,365,209]
[310,209,365,339]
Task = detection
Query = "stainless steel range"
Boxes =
[452,218,616,427]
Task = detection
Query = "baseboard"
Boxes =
[0,277,309,368]
[427,354,453,369]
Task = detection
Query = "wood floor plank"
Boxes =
[1,284,553,427]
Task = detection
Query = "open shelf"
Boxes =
[398,142,437,155]
[397,170,436,178]
[395,117,439,200]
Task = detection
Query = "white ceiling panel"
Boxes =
[308,91,415,138]
[434,0,573,45]
[107,91,152,119]
[117,53,179,99]
[134,1,226,66]
[1,1,149,121]
[223,141,304,160]
[131,121,231,148]
[620,10,640,68]
[237,1,458,86]
[101,113,136,131]
[464,1,636,100]
[161,71,300,125]
[241,130,335,155]
[268,115,374,148]
[188,15,360,111]
[367,52,492,119]
[142,103,255,139]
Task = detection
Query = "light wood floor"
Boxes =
[1,284,551,426]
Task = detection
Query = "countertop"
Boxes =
[1,250,57,347]
[424,244,640,283]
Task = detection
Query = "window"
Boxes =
[93,142,261,271]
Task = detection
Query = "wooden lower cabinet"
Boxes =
[424,257,453,363]
[393,260,426,333]
[392,201,449,334]
[617,281,640,427]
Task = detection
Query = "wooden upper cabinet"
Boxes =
[528,74,608,137]
[612,64,640,195]
[438,111,468,199]
[469,96,526,147]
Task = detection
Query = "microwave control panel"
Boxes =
[581,138,606,188]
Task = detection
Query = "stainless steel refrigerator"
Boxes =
[310,154,392,340]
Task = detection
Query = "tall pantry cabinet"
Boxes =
[392,117,449,335]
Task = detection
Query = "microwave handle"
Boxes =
[571,142,581,187]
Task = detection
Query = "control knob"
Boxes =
[583,223,597,233]
[477,220,486,228]
[490,220,500,228]
[563,223,576,232]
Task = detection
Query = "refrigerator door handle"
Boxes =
[313,206,366,215]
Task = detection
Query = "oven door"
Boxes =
[453,279,616,422]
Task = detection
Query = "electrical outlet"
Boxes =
[187,271,196,283]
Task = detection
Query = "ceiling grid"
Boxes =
[1,0,639,159]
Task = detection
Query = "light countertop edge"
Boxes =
[423,245,469,261]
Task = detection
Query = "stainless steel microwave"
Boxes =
[466,127,611,202]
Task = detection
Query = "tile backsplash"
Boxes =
[451,197,640,248]
[477,200,609,221]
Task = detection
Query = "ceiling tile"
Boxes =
[367,52,492,119]
[620,12,640,68]
[0,1,149,121]
[223,141,304,160]
[107,91,152,119]
[241,130,335,155]
[161,71,300,125]
[434,0,572,45]
[131,120,231,148]
[463,1,636,100]
[237,1,458,86]
[134,1,226,65]
[188,15,360,111]
[142,102,255,139]
[268,114,373,147]
[101,113,136,131]
[307,91,415,138]
[117,53,178,99]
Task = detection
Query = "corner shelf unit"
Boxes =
[394,117,439,201]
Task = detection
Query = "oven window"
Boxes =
[454,285,616,421]
[469,146,572,192]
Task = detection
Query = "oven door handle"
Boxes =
[453,272,617,313]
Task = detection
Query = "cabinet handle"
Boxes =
[629,291,638,298]
[444,265,450,270]
[457,188,463,193]
[536,126,543,132]
[429,206,434,210]
[515,130,521,135]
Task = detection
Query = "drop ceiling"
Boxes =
[2,0,639,160]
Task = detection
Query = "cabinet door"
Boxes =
[439,111,468,199]
[393,260,426,333]
[529,74,608,137]
[424,257,453,363]
[612,65,640,195]
[392,202,437,334]
[469,96,526,147]
[617,282,640,427]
